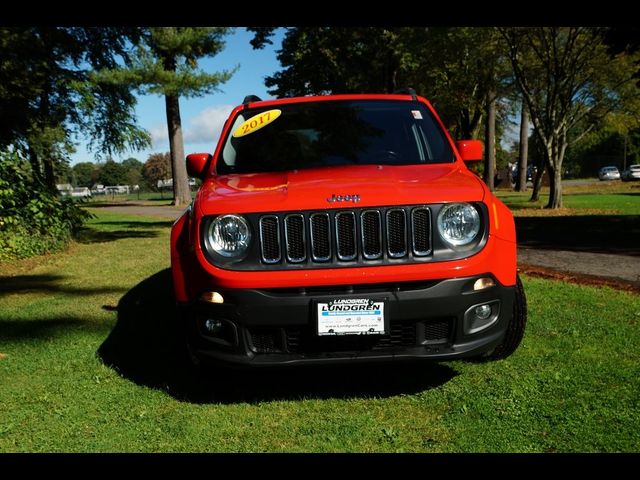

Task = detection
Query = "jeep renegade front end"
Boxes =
[171,93,526,366]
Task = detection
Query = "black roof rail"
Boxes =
[242,94,262,105]
[393,87,417,100]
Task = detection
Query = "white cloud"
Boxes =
[184,104,235,144]
[150,104,235,149]
[150,124,167,148]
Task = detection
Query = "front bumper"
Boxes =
[180,274,515,367]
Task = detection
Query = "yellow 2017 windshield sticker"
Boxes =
[232,109,282,138]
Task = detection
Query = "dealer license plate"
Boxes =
[317,298,386,336]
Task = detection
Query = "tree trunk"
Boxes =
[29,139,56,191]
[28,146,42,182]
[460,109,483,144]
[164,93,191,207]
[546,164,563,209]
[483,91,496,191]
[530,163,545,202]
[43,153,56,191]
[544,130,567,209]
[517,103,529,192]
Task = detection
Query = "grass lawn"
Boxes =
[1,210,639,452]
[497,180,640,216]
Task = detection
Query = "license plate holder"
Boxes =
[316,298,387,336]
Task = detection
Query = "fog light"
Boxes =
[474,304,492,320]
[200,291,224,304]
[464,300,501,335]
[204,318,223,333]
[473,277,495,291]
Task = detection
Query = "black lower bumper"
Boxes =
[180,275,516,367]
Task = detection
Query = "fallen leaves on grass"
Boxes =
[0,353,7,360]
[519,263,640,294]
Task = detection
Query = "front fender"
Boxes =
[171,208,210,303]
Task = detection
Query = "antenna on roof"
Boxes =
[393,87,417,101]
[243,94,262,105]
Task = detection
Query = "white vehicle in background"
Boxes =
[621,164,640,181]
[598,166,621,181]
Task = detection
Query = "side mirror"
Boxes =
[456,140,483,162]
[186,153,212,179]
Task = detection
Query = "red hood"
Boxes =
[197,164,486,215]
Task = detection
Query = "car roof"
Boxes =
[241,93,423,110]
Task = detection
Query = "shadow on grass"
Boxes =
[90,220,175,229]
[0,274,127,298]
[98,269,457,404]
[75,226,160,244]
[0,317,110,342]
[516,215,640,256]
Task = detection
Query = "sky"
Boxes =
[70,28,285,165]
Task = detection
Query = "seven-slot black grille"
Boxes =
[257,206,432,266]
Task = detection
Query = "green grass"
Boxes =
[497,183,640,216]
[1,210,639,452]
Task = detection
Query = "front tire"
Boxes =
[484,275,527,361]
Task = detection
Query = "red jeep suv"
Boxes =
[170,93,526,366]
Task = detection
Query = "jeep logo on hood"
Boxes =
[327,194,361,203]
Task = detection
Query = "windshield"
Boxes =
[216,100,454,175]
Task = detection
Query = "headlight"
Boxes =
[204,214,252,258]
[437,203,480,247]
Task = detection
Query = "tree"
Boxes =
[0,152,92,260]
[98,28,235,206]
[72,162,97,187]
[98,159,129,186]
[122,157,143,188]
[0,27,150,190]
[122,157,143,172]
[500,27,640,208]
[142,152,171,191]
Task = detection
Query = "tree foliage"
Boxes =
[71,162,98,188]
[0,27,150,190]
[142,152,171,190]
[0,153,92,260]
[98,160,129,186]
